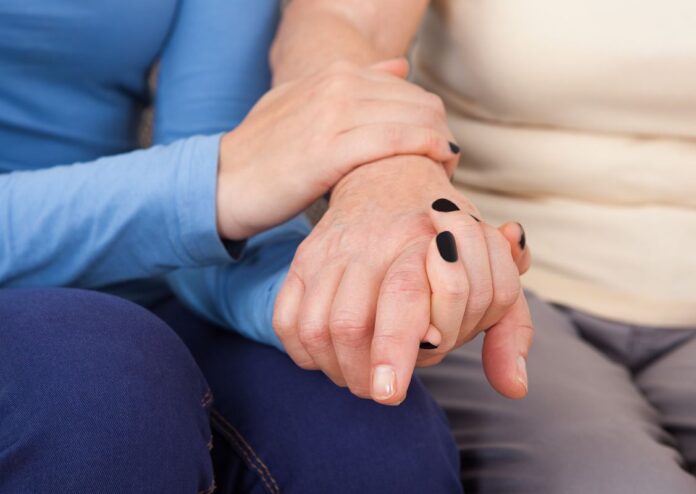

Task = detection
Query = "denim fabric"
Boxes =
[0,288,462,493]
[0,288,215,493]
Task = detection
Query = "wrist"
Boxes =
[216,132,250,240]
[331,156,452,210]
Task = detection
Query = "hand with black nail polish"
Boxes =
[273,155,533,406]
[414,196,533,399]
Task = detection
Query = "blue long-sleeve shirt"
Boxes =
[0,0,306,349]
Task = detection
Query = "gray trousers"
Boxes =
[418,291,696,494]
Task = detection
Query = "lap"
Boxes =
[635,331,696,474]
[154,297,462,494]
[417,291,696,494]
[0,288,214,494]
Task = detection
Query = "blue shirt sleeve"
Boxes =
[167,215,311,350]
[0,134,232,287]
[154,0,305,348]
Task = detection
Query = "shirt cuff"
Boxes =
[174,133,240,266]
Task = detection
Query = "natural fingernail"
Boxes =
[436,231,458,262]
[449,142,461,154]
[516,222,526,250]
[516,356,528,392]
[372,365,396,400]
[432,198,460,212]
[419,341,439,350]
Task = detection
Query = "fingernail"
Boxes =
[516,356,528,392]
[470,214,481,223]
[516,222,526,250]
[449,142,460,154]
[436,231,458,262]
[419,342,439,350]
[373,365,396,400]
[432,198,459,212]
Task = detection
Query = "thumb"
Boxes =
[498,221,531,275]
[370,57,410,79]
[481,292,534,399]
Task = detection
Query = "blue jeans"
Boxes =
[0,288,461,493]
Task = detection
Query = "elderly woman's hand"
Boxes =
[216,59,459,241]
[272,156,534,404]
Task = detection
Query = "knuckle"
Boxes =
[297,320,331,350]
[435,279,469,304]
[372,331,409,350]
[272,315,295,340]
[293,241,313,265]
[382,267,428,298]
[329,316,371,346]
[492,281,520,310]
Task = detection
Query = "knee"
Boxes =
[358,376,463,493]
[355,376,463,493]
[235,365,462,494]
[0,288,213,493]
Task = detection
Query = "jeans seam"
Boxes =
[210,408,280,494]
[201,390,214,409]
[197,480,217,494]
[200,389,216,493]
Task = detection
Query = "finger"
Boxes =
[371,243,431,405]
[370,57,410,79]
[474,223,521,333]
[337,124,458,177]
[329,261,388,398]
[429,198,492,344]
[272,269,317,370]
[420,324,443,350]
[481,292,534,400]
[421,231,469,354]
[296,264,346,386]
[354,78,444,113]
[499,222,531,274]
[349,100,452,139]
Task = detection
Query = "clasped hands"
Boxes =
[216,58,534,404]
[273,156,534,405]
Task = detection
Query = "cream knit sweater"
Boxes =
[413,0,696,327]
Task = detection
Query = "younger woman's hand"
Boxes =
[216,59,459,240]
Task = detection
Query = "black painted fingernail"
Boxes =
[516,222,526,250]
[420,342,439,350]
[436,231,458,262]
[449,142,460,154]
[432,198,460,212]
[470,214,481,223]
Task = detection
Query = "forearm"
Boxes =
[271,0,427,84]
[0,135,230,288]
[272,0,453,187]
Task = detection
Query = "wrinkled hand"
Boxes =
[273,156,533,405]
[217,59,459,240]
